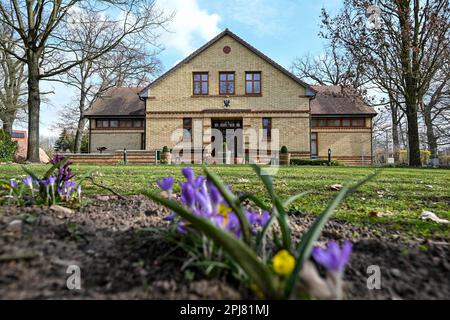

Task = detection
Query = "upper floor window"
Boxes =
[119,120,132,128]
[96,119,143,129]
[193,72,209,95]
[311,117,366,128]
[219,72,235,95]
[183,118,192,140]
[246,72,261,95]
[262,117,272,140]
[133,120,144,128]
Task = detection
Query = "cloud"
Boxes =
[157,0,221,56]
[219,0,280,34]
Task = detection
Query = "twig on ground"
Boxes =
[0,252,41,262]
[84,177,127,200]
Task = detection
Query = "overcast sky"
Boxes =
[22,0,343,138]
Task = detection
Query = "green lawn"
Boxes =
[1,164,449,239]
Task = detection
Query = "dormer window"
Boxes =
[245,72,261,95]
[193,72,209,95]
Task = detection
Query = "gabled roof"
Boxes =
[311,85,377,116]
[139,29,316,98]
[85,87,145,118]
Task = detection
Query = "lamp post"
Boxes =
[123,148,128,165]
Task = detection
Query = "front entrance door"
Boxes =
[211,119,243,164]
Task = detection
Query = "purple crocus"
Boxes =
[64,180,76,189]
[176,221,189,235]
[164,213,177,222]
[180,182,196,208]
[181,167,195,182]
[207,181,222,206]
[10,180,18,188]
[40,179,50,186]
[161,167,270,239]
[50,155,75,183]
[246,210,270,227]
[48,176,57,185]
[156,177,174,192]
[23,176,33,188]
[312,240,353,273]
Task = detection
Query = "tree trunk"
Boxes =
[26,54,41,163]
[2,117,13,136]
[423,104,438,163]
[390,102,401,163]
[392,121,400,163]
[74,117,87,152]
[74,84,88,153]
[405,104,421,166]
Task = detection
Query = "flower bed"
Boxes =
[0,195,448,299]
[145,166,375,299]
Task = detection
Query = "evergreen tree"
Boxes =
[54,129,73,152]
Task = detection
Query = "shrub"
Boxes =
[399,149,431,164]
[0,130,18,162]
[145,165,375,299]
[162,146,169,153]
[290,159,341,166]
[280,146,288,154]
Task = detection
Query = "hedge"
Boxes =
[290,159,341,166]
[0,130,18,162]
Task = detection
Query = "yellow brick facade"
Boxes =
[89,121,144,153]
[312,118,373,165]
[140,31,374,165]
[144,34,311,160]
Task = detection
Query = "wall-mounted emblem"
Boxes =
[223,99,231,108]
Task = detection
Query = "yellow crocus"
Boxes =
[272,250,295,276]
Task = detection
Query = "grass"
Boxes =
[1,164,449,239]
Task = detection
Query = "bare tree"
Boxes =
[49,9,162,152]
[321,0,450,166]
[291,42,368,89]
[0,0,169,162]
[0,22,26,135]
[420,58,450,161]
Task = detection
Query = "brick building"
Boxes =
[85,29,376,165]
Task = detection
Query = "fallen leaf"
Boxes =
[421,211,449,224]
[368,211,379,218]
[329,184,343,191]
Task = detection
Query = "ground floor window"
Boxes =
[311,132,318,157]
[183,118,192,140]
[262,117,272,141]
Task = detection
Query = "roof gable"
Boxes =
[140,29,316,97]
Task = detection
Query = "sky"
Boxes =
[27,0,344,138]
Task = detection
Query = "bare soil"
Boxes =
[0,196,448,300]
